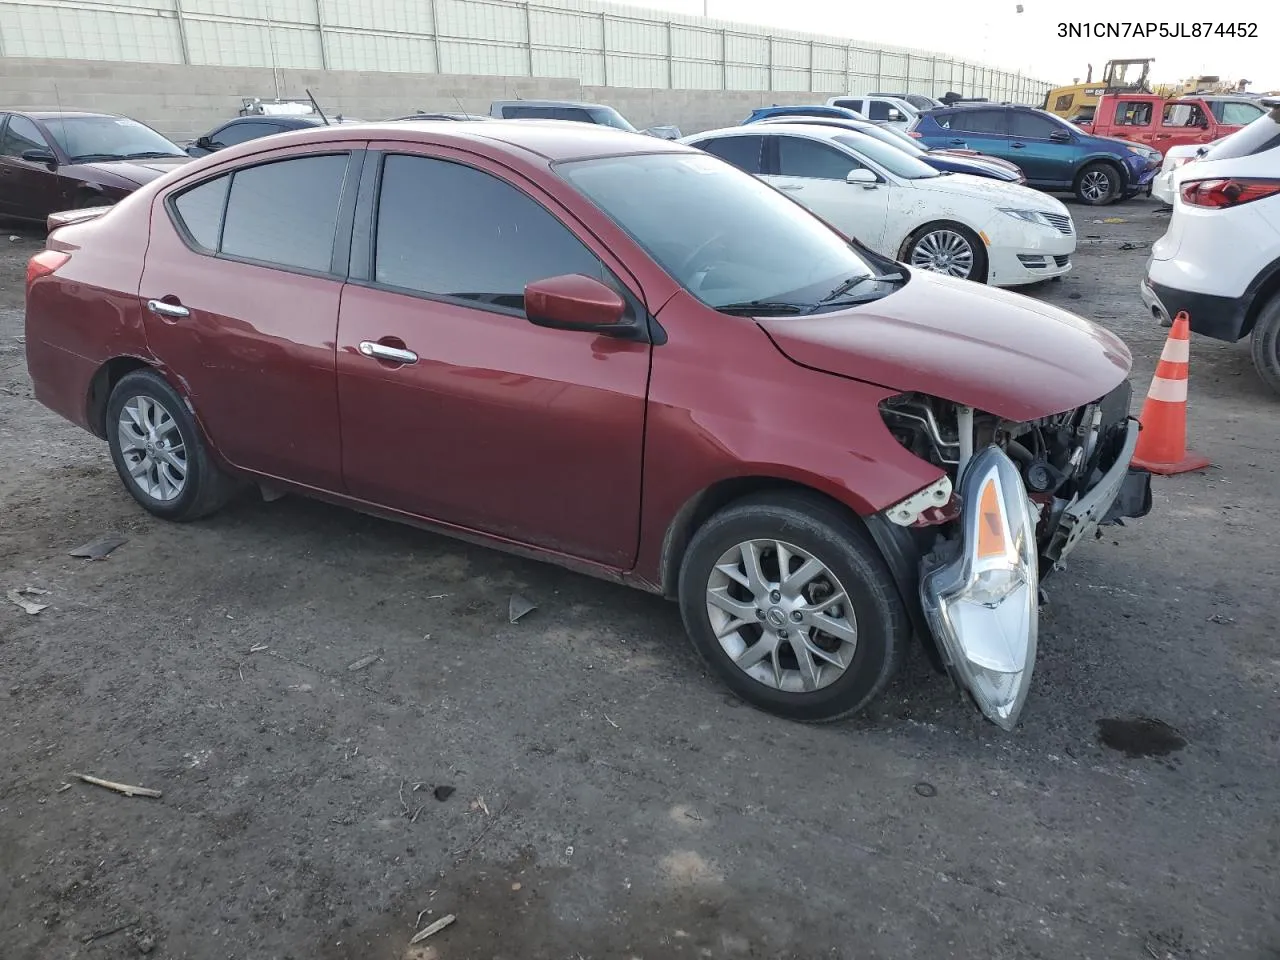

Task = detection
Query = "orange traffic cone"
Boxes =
[1131,311,1211,475]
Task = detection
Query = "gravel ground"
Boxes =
[1,199,1277,960]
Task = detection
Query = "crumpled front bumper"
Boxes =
[918,419,1150,729]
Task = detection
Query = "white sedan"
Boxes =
[1151,142,1217,205]
[681,124,1077,287]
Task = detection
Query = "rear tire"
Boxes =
[105,369,237,521]
[677,492,908,723]
[1074,163,1120,205]
[1249,294,1280,395]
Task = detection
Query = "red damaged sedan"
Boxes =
[24,121,1152,729]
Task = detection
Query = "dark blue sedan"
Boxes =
[751,115,1027,183]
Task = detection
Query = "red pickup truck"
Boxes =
[1076,93,1248,151]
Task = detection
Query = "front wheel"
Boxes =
[904,224,987,283]
[677,492,908,723]
[1075,163,1120,205]
[1250,294,1280,395]
[106,369,238,521]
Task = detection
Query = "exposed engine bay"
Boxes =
[880,381,1151,572]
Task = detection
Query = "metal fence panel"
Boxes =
[0,0,1051,103]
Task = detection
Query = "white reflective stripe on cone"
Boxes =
[1147,376,1189,403]
[1160,338,1190,363]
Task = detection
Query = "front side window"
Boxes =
[1009,111,1064,139]
[169,154,348,272]
[1203,104,1280,160]
[558,151,880,311]
[45,116,185,162]
[0,116,49,157]
[777,137,861,180]
[373,154,605,313]
[695,135,765,174]
[831,98,862,112]
[833,134,939,179]
[1163,103,1208,128]
[1218,101,1266,126]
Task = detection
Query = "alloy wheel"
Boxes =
[909,229,976,278]
[704,539,858,693]
[117,395,188,502]
[1080,169,1112,202]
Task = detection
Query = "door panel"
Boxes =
[940,109,1014,168]
[1005,112,1072,185]
[140,150,354,490]
[336,151,650,566]
[0,115,64,220]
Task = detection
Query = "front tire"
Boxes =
[1250,294,1280,395]
[677,492,908,723]
[105,369,237,521]
[903,223,988,283]
[1074,163,1120,205]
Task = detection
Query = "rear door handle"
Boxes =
[359,341,418,364]
[948,138,966,146]
[777,184,803,191]
[1010,142,1026,149]
[146,299,189,319]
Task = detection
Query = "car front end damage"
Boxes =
[875,382,1152,728]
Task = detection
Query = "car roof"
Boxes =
[213,118,691,164]
[10,111,123,121]
[491,100,607,110]
[693,123,868,145]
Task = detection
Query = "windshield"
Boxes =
[48,116,184,162]
[1203,105,1280,161]
[558,152,883,311]
[592,107,637,132]
[833,134,939,178]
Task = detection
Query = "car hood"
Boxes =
[907,173,1069,213]
[756,270,1131,421]
[73,156,192,185]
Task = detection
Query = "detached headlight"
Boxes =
[920,446,1039,730]
[998,207,1053,227]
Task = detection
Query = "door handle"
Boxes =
[146,299,189,319]
[948,138,966,146]
[777,184,803,191]
[1010,142,1026,149]
[359,340,418,364]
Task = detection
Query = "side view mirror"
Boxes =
[21,148,56,166]
[525,274,630,334]
[887,110,903,121]
[846,168,879,187]
[1050,129,1072,143]
[196,136,215,149]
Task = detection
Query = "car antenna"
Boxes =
[306,88,330,126]
[452,93,467,116]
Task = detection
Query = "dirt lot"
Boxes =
[1,200,1278,960]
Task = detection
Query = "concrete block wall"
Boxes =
[0,57,840,141]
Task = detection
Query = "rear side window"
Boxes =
[696,135,765,174]
[1113,102,1153,126]
[172,175,229,250]
[373,154,605,313]
[1204,106,1280,161]
[1218,101,1266,126]
[168,153,348,272]
[213,121,282,147]
[945,109,1008,135]
[831,98,862,112]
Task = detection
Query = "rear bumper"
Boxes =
[25,336,98,433]
[1142,276,1250,341]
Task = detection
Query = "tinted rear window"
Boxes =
[219,154,348,271]
[695,135,765,174]
[172,174,229,250]
[944,109,1008,134]
[1204,105,1280,161]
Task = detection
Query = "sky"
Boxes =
[620,0,1279,92]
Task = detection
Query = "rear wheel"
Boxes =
[677,492,908,723]
[1074,163,1120,205]
[903,223,987,283]
[1250,294,1280,395]
[105,369,237,521]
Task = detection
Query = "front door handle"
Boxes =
[146,299,189,319]
[359,340,418,364]
[1010,142,1026,149]
[776,184,803,191]
[948,138,966,146]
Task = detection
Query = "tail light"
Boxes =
[908,130,923,138]
[1180,177,1280,208]
[26,250,70,288]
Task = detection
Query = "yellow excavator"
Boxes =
[1043,59,1154,123]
